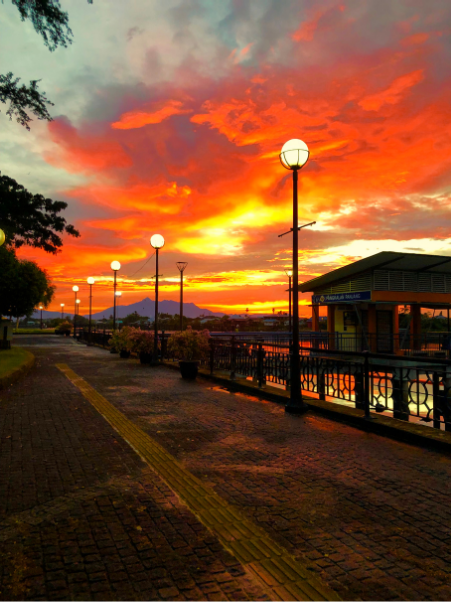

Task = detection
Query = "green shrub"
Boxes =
[167,327,210,361]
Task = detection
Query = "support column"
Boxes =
[327,304,335,350]
[410,305,421,351]
[393,305,400,355]
[367,304,377,352]
[312,302,320,331]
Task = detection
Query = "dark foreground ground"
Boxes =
[0,336,451,601]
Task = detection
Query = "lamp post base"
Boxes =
[285,400,309,414]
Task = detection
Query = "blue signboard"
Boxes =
[312,291,372,304]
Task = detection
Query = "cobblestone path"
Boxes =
[2,336,451,601]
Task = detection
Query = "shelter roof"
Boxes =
[299,251,451,292]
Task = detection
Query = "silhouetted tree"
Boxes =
[0,246,54,318]
[0,173,80,254]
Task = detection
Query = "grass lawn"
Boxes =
[13,328,56,335]
[0,347,33,379]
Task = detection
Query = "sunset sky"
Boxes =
[2,0,451,316]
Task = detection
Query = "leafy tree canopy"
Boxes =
[1,0,92,129]
[0,172,80,254]
[0,246,55,318]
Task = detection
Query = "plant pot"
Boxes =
[139,352,153,365]
[179,360,199,380]
[120,349,130,359]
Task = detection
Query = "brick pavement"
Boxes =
[0,338,271,601]
[3,336,451,600]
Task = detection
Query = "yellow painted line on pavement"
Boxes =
[57,363,340,602]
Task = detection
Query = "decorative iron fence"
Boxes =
[79,328,451,431]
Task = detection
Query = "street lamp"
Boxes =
[280,138,310,414]
[39,305,43,330]
[176,262,188,331]
[151,234,164,362]
[87,277,95,344]
[0,229,5,246]
[60,303,65,320]
[111,261,121,331]
[285,269,293,333]
[72,286,79,338]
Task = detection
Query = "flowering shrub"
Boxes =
[55,321,73,333]
[167,327,210,361]
[109,326,135,352]
[130,329,155,354]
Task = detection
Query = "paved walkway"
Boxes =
[1,336,451,601]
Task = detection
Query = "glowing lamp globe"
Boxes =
[87,277,95,285]
[0,229,5,246]
[76,299,81,304]
[285,269,293,277]
[279,139,309,170]
[115,291,122,297]
[150,234,165,249]
[72,285,79,292]
[61,303,65,307]
[111,261,121,271]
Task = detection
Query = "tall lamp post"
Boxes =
[285,269,293,333]
[115,291,122,326]
[60,303,65,320]
[176,262,188,331]
[87,277,95,343]
[111,261,121,331]
[72,286,79,338]
[151,234,165,362]
[39,305,43,330]
[280,138,310,414]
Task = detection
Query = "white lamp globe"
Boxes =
[76,299,81,304]
[72,285,79,292]
[150,234,165,249]
[61,303,65,307]
[0,229,5,246]
[111,261,121,271]
[280,139,309,170]
[87,277,95,285]
[285,269,293,277]
[115,291,122,297]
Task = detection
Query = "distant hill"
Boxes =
[31,297,224,320]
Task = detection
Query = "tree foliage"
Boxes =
[0,246,55,318]
[0,172,80,254]
[1,0,92,128]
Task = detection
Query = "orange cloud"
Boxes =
[359,69,424,111]
[111,100,192,130]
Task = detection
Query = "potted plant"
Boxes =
[131,329,155,364]
[109,327,134,358]
[55,321,73,336]
[167,327,210,379]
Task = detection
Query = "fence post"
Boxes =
[318,362,326,401]
[392,367,409,421]
[443,372,451,432]
[363,351,372,420]
[433,372,442,429]
[355,361,364,410]
[230,336,236,381]
[257,343,265,388]
[209,340,215,374]
[161,331,166,361]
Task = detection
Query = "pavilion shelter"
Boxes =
[299,251,451,355]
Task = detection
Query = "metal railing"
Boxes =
[79,328,451,431]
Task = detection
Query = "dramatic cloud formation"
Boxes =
[2,0,451,316]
